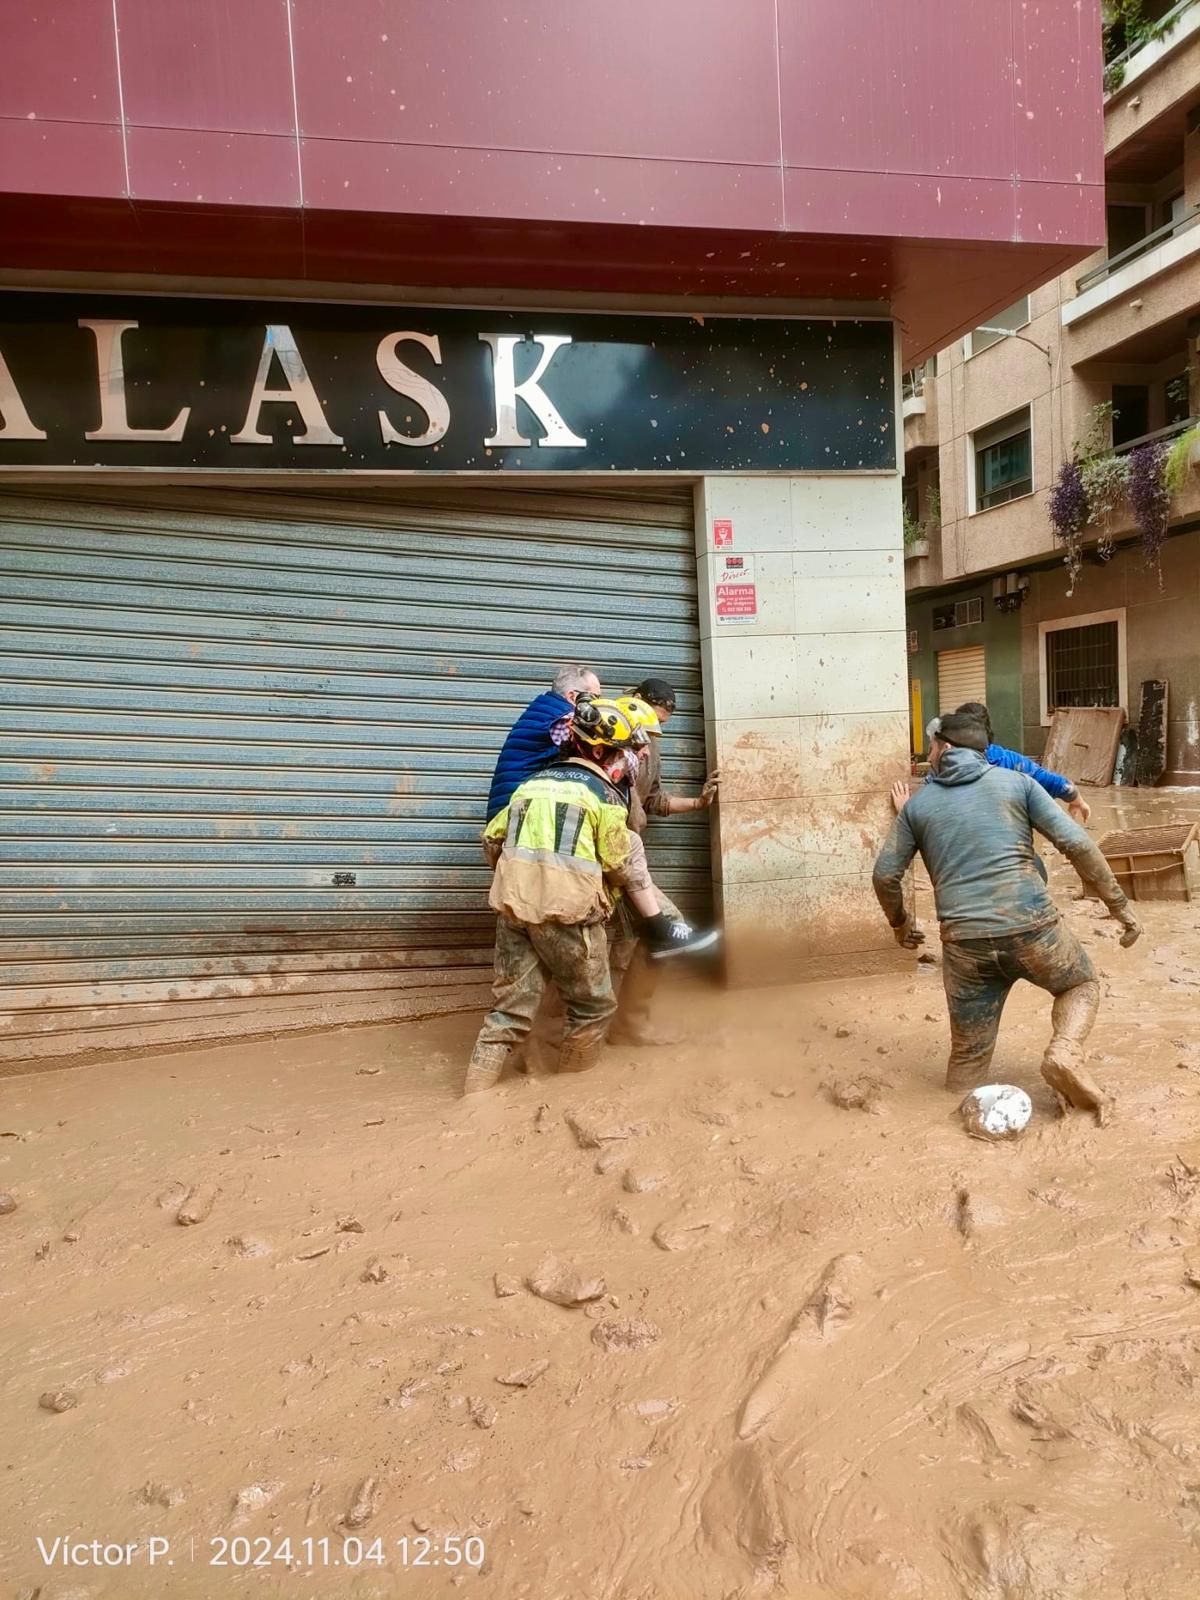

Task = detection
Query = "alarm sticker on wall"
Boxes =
[714,553,757,624]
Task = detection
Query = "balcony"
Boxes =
[904,536,944,594]
[903,462,941,592]
[1062,206,1200,364]
[902,362,938,455]
[1104,0,1200,108]
[1060,414,1200,569]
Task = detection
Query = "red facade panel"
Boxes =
[289,0,782,165]
[0,121,127,202]
[0,0,122,125]
[117,0,296,135]
[1011,0,1105,185]
[126,128,301,208]
[0,0,1105,360]
[299,139,784,231]
[777,0,1019,182]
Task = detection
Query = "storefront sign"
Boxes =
[714,553,758,623]
[0,294,894,474]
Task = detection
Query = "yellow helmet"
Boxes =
[571,695,651,751]
[612,695,662,739]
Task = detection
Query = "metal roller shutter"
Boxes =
[0,483,708,1067]
[936,644,987,714]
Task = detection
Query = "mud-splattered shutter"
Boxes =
[0,483,708,1066]
[936,645,987,714]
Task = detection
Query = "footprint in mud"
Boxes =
[824,1076,887,1114]
[737,1254,866,1439]
[652,1206,726,1253]
[699,1436,794,1588]
[945,1500,1110,1600]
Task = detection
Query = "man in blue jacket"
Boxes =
[873,712,1140,1117]
[892,701,1091,825]
[486,663,601,821]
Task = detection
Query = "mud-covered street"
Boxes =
[3,881,1199,1599]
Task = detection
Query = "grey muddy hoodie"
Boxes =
[873,747,1127,942]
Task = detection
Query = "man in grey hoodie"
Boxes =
[872,712,1142,1115]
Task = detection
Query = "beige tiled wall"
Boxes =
[695,475,911,984]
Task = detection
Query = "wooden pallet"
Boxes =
[1096,822,1199,903]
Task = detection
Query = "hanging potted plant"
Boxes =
[1127,441,1171,584]
[1047,458,1089,594]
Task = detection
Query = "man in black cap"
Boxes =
[624,676,719,831]
[606,676,719,1044]
[872,711,1141,1117]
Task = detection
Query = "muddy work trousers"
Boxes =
[524,889,681,1058]
[475,917,617,1052]
[941,918,1097,1091]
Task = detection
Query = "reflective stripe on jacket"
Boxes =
[483,758,643,925]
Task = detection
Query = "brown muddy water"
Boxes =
[1,896,1199,1598]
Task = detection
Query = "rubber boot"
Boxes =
[462,1041,511,1096]
[1040,981,1108,1122]
[556,1025,607,1075]
[607,949,685,1046]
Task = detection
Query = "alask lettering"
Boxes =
[0,293,896,474]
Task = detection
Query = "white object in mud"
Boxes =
[959,1084,1032,1141]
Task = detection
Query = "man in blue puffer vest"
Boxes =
[486,663,602,821]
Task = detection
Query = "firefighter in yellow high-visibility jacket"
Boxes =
[463,696,718,1093]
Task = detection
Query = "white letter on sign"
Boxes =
[231,325,344,446]
[80,320,190,442]
[0,345,46,440]
[377,332,450,447]
[478,334,586,448]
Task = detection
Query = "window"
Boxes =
[1112,383,1150,447]
[966,297,1030,357]
[932,597,983,630]
[1038,608,1128,725]
[972,409,1033,512]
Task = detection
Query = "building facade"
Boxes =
[905,0,1200,783]
[0,1,1104,1065]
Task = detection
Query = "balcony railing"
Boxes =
[1112,414,1198,455]
[1077,204,1200,293]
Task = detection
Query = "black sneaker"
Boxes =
[645,915,722,962]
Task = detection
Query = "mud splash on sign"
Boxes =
[1,897,1199,1599]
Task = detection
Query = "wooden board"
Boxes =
[1041,706,1126,787]
[1135,678,1169,787]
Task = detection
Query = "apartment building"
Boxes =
[904,0,1200,783]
